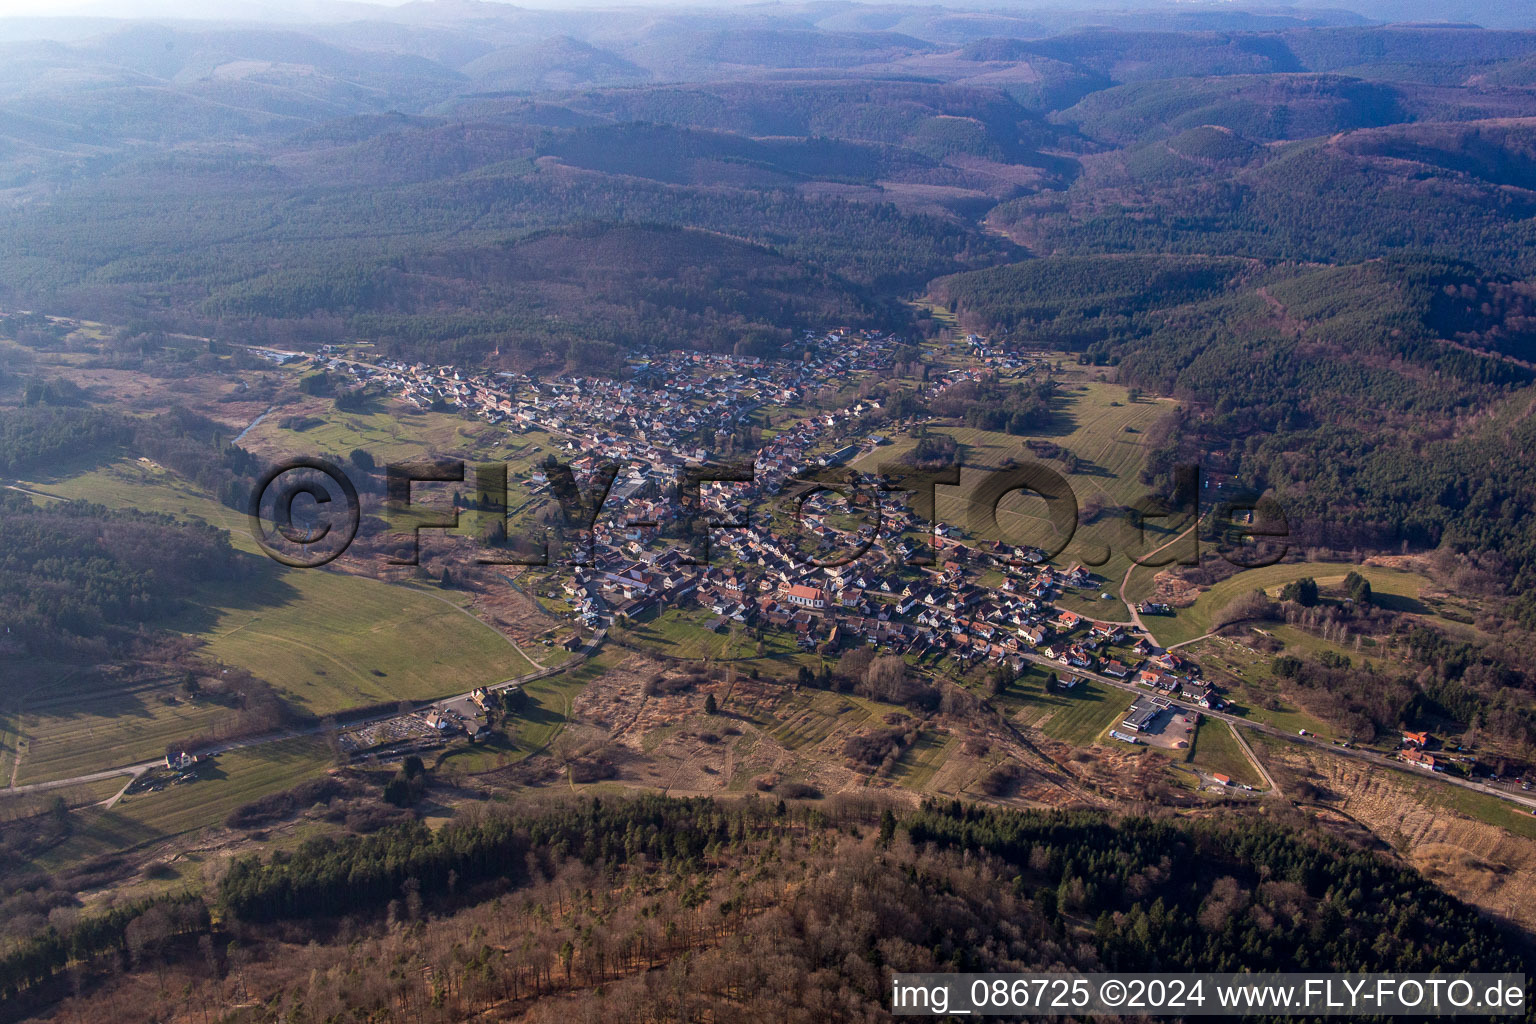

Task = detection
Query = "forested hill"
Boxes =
[3,10,1536,596]
[206,222,892,367]
[2,16,1535,371]
[3,796,1528,1015]
[929,252,1536,612]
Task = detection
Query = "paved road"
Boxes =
[4,482,66,501]
[6,761,161,797]
[1228,720,1280,794]
[4,633,604,799]
[1012,648,1536,814]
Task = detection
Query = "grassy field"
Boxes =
[892,730,958,790]
[768,690,877,751]
[0,703,19,784]
[12,460,541,779]
[1033,679,1127,746]
[181,567,536,716]
[14,677,235,785]
[115,738,333,835]
[27,641,607,872]
[617,608,759,662]
[17,457,256,551]
[1122,562,1164,605]
[996,662,1066,722]
[507,652,617,757]
[1150,562,1432,648]
[243,399,568,548]
[240,398,515,465]
[1416,778,1536,841]
[19,440,562,560]
[852,381,1170,617]
[0,777,126,821]
[910,299,959,328]
[1181,636,1339,739]
[1053,585,1128,618]
[433,729,522,775]
[1189,717,1263,788]
[31,737,334,871]
[2,661,86,782]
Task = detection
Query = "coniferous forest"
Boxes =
[2,797,1528,1022]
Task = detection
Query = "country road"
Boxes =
[1009,647,1536,815]
[1117,519,1200,644]
[14,620,1534,824]
[1228,720,1280,794]
[4,630,605,800]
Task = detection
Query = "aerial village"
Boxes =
[292,326,1225,746]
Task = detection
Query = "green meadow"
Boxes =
[180,567,536,716]
[1188,717,1263,788]
[1150,562,1431,648]
[853,380,1171,618]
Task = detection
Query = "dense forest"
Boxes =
[0,492,242,654]
[3,795,1528,1021]
[3,165,1014,369]
[935,253,1536,613]
[4,20,1532,377]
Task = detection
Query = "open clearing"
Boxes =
[505,651,619,757]
[853,381,1169,617]
[112,737,333,836]
[1028,679,1125,746]
[892,730,958,791]
[17,458,256,550]
[1182,636,1339,738]
[12,461,539,777]
[1151,562,1432,647]
[1188,716,1262,788]
[32,738,333,870]
[617,608,759,662]
[237,396,516,465]
[768,690,878,750]
[180,567,536,716]
[14,677,232,785]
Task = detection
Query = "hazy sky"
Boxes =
[0,0,1250,17]
[0,0,1525,26]
[0,0,409,17]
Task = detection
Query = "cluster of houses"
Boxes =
[312,325,1235,717]
[1398,729,1445,771]
[419,686,511,741]
[334,328,897,453]
[962,333,1034,371]
[1125,651,1222,709]
[319,330,925,531]
[316,322,1060,591]
[558,503,1227,714]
